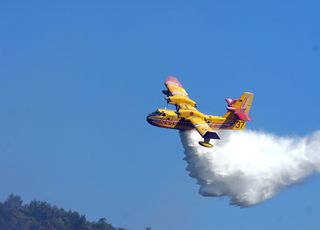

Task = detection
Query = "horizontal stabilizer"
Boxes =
[235,110,251,121]
[227,107,252,121]
[226,98,237,106]
[225,92,254,122]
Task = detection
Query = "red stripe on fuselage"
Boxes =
[148,117,237,130]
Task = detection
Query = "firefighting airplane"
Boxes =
[147,76,254,148]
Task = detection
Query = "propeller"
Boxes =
[164,98,168,109]
[163,96,168,109]
[162,90,170,109]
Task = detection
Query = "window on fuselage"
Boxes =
[150,111,165,116]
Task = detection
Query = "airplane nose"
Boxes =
[147,115,151,124]
[146,115,154,125]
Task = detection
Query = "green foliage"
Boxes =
[0,194,124,230]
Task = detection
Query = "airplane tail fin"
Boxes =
[223,92,254,130]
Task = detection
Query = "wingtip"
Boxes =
[243,91,254,96]
[165,76,182,87]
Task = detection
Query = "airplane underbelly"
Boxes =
[175,120,193,130]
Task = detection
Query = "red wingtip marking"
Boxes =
[166,76,183,87]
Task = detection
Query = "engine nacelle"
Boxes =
[179,109,204,119]
[167,96,196,107]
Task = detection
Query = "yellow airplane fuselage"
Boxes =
[147,76,254,148]
[147,108,246,131]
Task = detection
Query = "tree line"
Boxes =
[0,194,125,230]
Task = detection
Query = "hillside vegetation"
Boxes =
[0,194,125,230]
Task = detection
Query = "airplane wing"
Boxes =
[164,76,197,107]
[164,76,219,142]
[188,117,220,140]
[165,76,189,98]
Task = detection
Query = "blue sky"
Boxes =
[1,1,320,229]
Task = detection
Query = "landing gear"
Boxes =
[198,138,214,148]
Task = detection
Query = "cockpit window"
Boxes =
[150,111,165,116]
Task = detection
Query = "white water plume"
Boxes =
[180,130,320,207]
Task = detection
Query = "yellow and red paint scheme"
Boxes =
[147,108,244,131]
[147,76,254,147]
